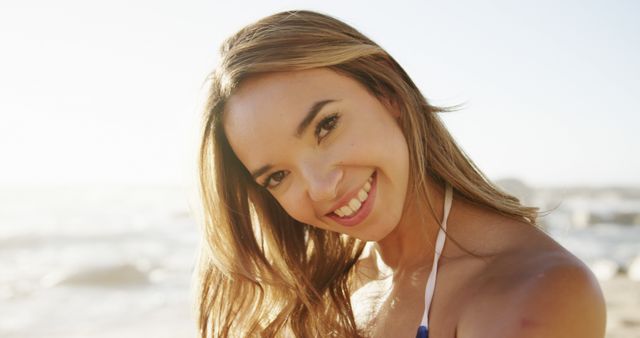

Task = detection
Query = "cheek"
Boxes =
[346,118,407,167]
[276,193,314,224]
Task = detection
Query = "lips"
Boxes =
[325,171,377,227]
[332,177,372,217]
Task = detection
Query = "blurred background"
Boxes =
[0,0,638,337]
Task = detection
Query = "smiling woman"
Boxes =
[224,69,409,240]
[196,10,606,338]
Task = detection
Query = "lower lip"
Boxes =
[326,171,377,227]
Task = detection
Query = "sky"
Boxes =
[0,0,638,187]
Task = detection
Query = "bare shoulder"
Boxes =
[456,245,607,338]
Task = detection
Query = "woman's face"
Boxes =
[224,68,410,241]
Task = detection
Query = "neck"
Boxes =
[374,178,448,273]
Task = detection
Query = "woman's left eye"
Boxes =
[315,113,341,143]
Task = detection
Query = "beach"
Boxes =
[0,186,638,337]
[602,277,640,338]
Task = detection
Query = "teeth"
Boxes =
[363,182,371,193]
[333,173,374,218]
[357,190,368,202]
[339,206,353,216]
[349,198,361,211]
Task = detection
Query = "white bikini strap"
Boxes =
[419,183,452,327]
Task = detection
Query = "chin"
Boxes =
[353,223,398,242]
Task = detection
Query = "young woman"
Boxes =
[196,10,606,337]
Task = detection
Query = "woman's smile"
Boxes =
[224,68,410,241]
[325,170,378,227]
[329,171,373,217]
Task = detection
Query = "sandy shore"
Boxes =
[601,276,640,338]
[1,184,636,337]
[1,276,637,338]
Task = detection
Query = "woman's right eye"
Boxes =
[314,113,341,144]
[262,170,288,189]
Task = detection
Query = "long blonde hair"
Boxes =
[197,10,539,337]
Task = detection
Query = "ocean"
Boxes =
[0,186,198,338]
[0,186,638,337]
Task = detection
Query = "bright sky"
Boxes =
[1,0,638,187]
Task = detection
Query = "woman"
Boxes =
[197,10,606,337]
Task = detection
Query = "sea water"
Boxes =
[0,186,198,338]
[0,186,638,337]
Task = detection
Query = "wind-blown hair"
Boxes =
[197,10,539,337]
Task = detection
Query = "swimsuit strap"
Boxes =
[419,183,453,329]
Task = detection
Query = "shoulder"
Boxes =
[456,249,606,338]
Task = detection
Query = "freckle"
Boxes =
[520,318,538,328]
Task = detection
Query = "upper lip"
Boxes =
[324,172,373,215]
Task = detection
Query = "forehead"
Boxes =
[223,68,363,169]
[225,68,352,132]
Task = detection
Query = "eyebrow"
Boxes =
[250,99,337,180]
[251,164,272,181]
[294,99,337,138]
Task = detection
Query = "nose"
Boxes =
[301,162,343,202]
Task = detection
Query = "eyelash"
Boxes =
[261,112,342,189]
[315,112,340,144]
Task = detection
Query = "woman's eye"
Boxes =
[315,113,340,143]
[262,170,288,189]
